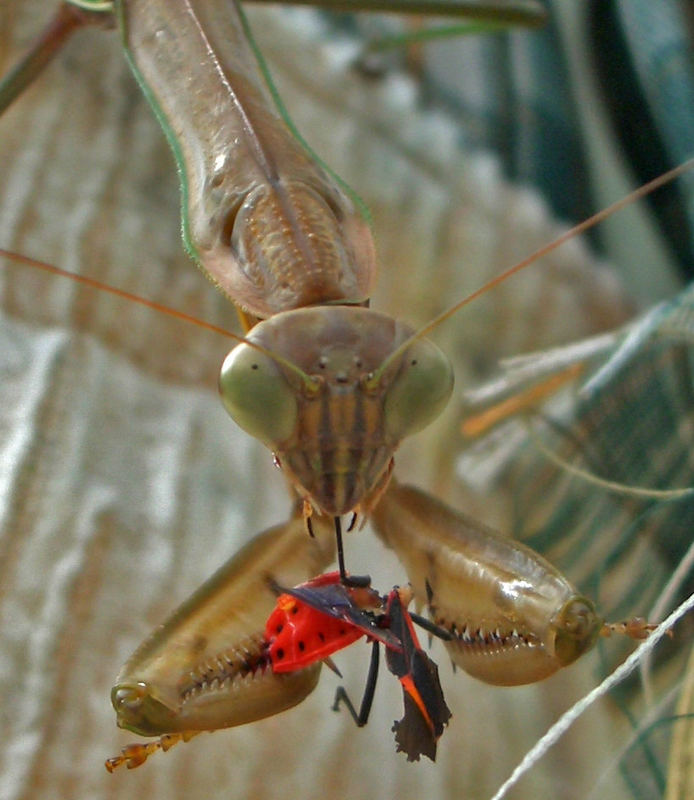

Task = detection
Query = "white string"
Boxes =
[489,591,694,800]
[640,537,694,704]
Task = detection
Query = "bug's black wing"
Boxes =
[385,590,452,762]
[274,579,402,649]
[391,672,438,762]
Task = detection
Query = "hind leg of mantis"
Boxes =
[250,0,546,27]
[0,3,114,114]
[0,0,545,121]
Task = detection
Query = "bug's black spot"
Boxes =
[298,641,305,651]
[291,605,299,615]
[275,624,284,634]
[318,632,325,642]
[276,648,285,660]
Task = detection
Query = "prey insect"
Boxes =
[265,571,452,762]
[0,0,692,792]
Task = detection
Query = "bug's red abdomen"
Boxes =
[265,593,364,672]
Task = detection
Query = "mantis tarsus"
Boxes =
[0,1,692,799]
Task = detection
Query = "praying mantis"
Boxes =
[0,1,692,798]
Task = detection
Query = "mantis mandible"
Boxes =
[0,1,692,800]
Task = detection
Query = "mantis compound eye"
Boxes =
[384,338,453,441]
[219,344,299,447]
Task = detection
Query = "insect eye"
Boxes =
[219,344,298,446]
[384,338,453,441]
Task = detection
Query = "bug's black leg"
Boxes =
[332,640,380,727]
[409,612,453,642]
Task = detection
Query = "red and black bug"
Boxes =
[264,572,452,761]
[264,571,400,671]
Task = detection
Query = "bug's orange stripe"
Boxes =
[399,675,435,734]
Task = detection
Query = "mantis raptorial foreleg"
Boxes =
[106,510,335,769]
[372,482,662,685]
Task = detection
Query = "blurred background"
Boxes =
[0,1,691,798]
